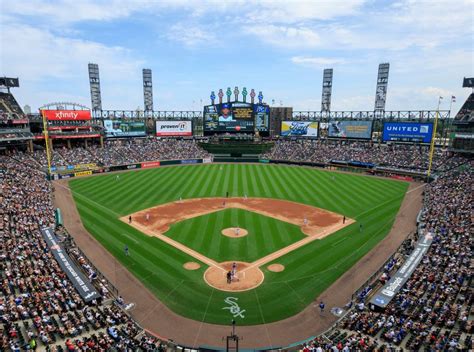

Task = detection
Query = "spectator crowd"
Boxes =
[29,138,210,169]
[262,140,468,173]
[0,156,166,351]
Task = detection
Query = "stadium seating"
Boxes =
[0,93,24,118]
[262,139,468,173]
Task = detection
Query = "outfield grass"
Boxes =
[69,164,409,325]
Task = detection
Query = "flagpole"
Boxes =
[427,96,442,180]
[446,96,454,147]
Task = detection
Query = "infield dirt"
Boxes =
[121,197,354,292]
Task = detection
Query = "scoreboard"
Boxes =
[203,102,269,135]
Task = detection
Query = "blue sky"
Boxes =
[1,0,472,113]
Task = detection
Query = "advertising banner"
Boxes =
[382,122,433,143]
[74,163,97,170]
[141,161,161,169]
[370,233,433,308]
[180,159,200,164]
[41,228,101,302]
[281,121,319,137]
[74,170,92,177]
[328,120,373,139]
[156,121,192,136]
[104,120,146,138]
[43,110,91,121]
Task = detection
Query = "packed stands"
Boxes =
[30,138,211,169]
[0,92,24,118]
[303,164,473,351]
[262,140,468,173]
[0,154,168,351]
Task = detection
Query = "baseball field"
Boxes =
[69,163,408,326]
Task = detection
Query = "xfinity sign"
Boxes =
[43,110,92,121]
[382,122,433,143]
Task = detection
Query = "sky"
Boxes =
[1,0,473,113]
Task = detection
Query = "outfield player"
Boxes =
[124,245,129,256]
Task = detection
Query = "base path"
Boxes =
[123,197,354,291]
[127,197,346,236]
[53,179,423,349]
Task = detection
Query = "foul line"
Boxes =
[241,220,354,274]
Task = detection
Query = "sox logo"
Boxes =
[222,297,246,318]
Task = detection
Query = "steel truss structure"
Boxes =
[91,109,450,121]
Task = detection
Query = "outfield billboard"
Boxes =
[43,110,91,121]
[328,120,373,139]
[156,121,192,136]
[103,120,146,137]
[382,122,433,143]
[281,121,319,137]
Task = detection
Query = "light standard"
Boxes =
[427,96,443,180]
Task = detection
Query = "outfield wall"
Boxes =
[50,158,209,180]
[49,156,426,181]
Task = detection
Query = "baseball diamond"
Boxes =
[3,4,472,350]
[59,163,411,334]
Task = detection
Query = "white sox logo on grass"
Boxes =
[222,297,246,318]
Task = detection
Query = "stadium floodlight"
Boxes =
[321,69,333,113]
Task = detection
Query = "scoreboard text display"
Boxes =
[203,102,269,134]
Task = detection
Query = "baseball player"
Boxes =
[231,262,237,281]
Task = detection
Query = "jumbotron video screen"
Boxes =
[203,102,269,135]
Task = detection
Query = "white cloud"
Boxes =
[3,0,151,24]
[246,0,365,23]
[245,25,321,48]
[291,56,346,68]
[165,22,217,47]
[1,16,144,110]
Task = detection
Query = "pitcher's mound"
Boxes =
[221,227,248,238]
[183,262,200,270]
[267,264,285,272]
[204,261,264,292]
